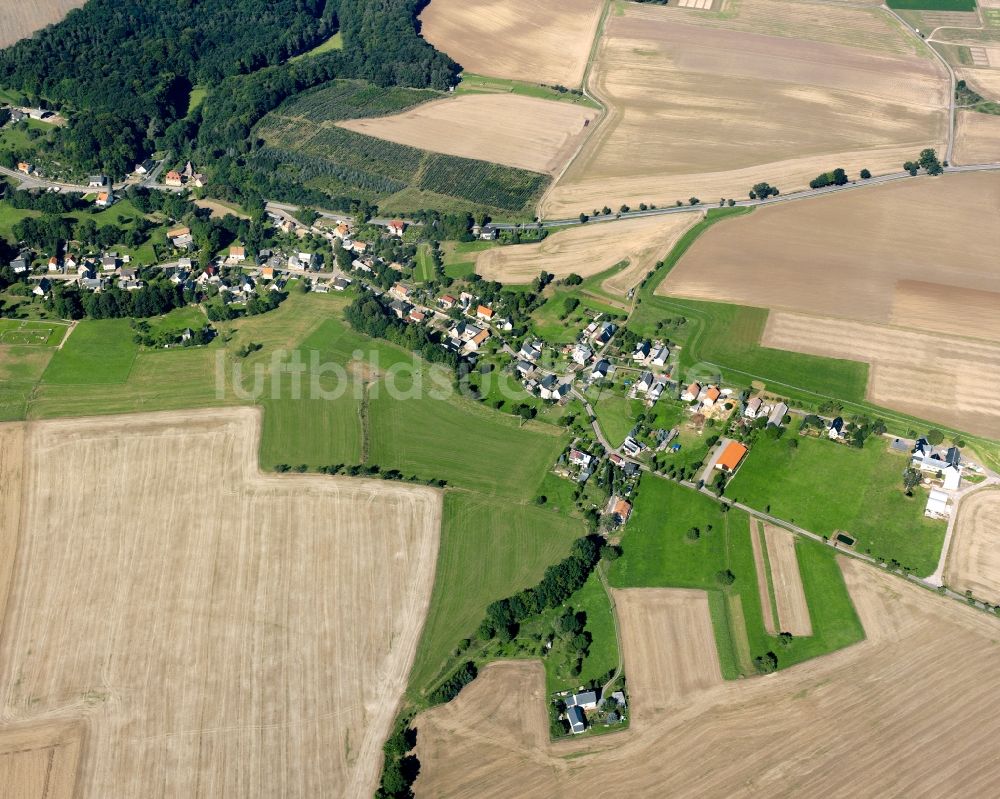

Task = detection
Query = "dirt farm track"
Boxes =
[0,409,441,799]
[414,559,1000,797]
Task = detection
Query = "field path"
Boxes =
[763,524,812,636]
[749,520,778,635]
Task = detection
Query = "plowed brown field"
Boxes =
[541,1,947,217]
[0,1,85,48]
[945,489,1000,605]
[338,94,597,175]
[761,311,1000,440]
[476,214,700,295]
[659,174,1000,343]
[419,0,603,87]
[415,559,1000,797]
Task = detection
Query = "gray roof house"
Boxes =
[567,705,586,734]
[566,690,598,709]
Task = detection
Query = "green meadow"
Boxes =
[726,434,947,576]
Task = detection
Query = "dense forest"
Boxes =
[0,0,459,186]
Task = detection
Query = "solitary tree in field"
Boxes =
[902,467,922,496]
[860,168,872,179]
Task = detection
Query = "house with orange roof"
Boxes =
[164,170,183,187]
[387,219,405,236]
[228,245,246,263]
[95,191,113,208]
[606,496,633,526]
[701,385,721,406]
[476,305,494,321]
[715,440,748,473]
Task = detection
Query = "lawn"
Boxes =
[40,319,138,384]
[140,306,209,341]
[0,319,69,346]
[187,85,208,114]
[530,290,622,344]
[609,474,864,677]
[545,569,619,692]
[415,242,436,282]
[726,434,947,575]
[408,491,585,696]
[592,392,642,447]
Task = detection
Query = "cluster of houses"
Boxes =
[558,688,627,734]
[163,161,205,188]
[16,249,149,296]
[910,439,963,518]
[741,395,788,428]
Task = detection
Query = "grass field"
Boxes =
[289,31,343,61]
[592,392,642,447]
[609,475,864,677]
[408,492,584,697]
[456,73,600,109]
[415,242,436,282]
[0,319,68,346]
[40,319,137,384]
[727,434,947,575]
[887,0,976,9]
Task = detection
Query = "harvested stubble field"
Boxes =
[0,1,85,48]
[0,408,441,799]
[541,1,947,217]
[0,719,83,799]
[659,174,1000,340]
[419,0,604,88]
[414,559,1000,797]
[955,109,1000,163]
[763,524,812,637]
[476,214,700,295]
[337,94,597,175]
[612,589,722,717]
[762,311,1000,439]
[944,489,1000,605]
[958,67,1000,101]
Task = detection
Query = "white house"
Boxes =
[650,345,669,367]
[925,488,950,518]
[566,691,599,711]
[635,371,653,393]
[571,344,593,365]
[744,397,762,418]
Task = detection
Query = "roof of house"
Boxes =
[567,691,598,707]
[716,441,748,471]
[477,305,494,318]
[613,498,632,518]
[685,381,701,395]
[704,386,720,401]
